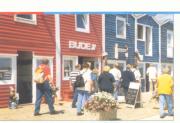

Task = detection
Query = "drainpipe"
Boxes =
[55,14,62,100]
[134,17,138,63]
[158,24,161,76]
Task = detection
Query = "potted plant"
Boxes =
[84,91,118,120]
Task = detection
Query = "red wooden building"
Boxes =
[60,14,102,100]
[0,14,103,108]
[0,14,56,108]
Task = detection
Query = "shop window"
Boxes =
[116,16,126,39]
[63,56,78,80]
[167,30,174,58]
[107,60,126,72]
[137,24,145,40]
[75,14,89,33]
[0,56,16,84]
[14,14,37,25]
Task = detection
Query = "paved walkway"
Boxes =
[141,115,174,120]
[0,93,174,121]
[0,101,173,121]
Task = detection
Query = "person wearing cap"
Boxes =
[98,65,115,94]
[157,67,174,118]
[121,64,136,101]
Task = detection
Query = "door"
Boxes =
[17,51,32,104]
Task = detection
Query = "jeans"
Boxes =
[159,94,173,116]
[34,81,55,113]
[72,88,78,106]
[76,90,90,113]
[123,87,128,102]
[114,80,121,100]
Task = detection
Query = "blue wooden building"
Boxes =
[103,14,174,92]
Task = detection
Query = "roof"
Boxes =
[132,14,174,25]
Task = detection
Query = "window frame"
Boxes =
[14,14,37,25]
[0,54,17,85]
[144,25,153,56]
[167,30,174,58]
[75,14,90,33]
[137,24,145,41]
[116,16,126,39]
[62,55,78,80]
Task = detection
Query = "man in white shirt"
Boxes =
[131,64,141,83]
[110,63,121,100]
[146,64,157,92]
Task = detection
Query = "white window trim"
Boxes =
[75,14,90,33]
[137,24,145,41]
[0,54,17,85]
[116,16,126,39]
[144,25,153,56]
[62,55,78,80]
[107,60,126,71]
[14,14,37,25]
[167,30,174,58]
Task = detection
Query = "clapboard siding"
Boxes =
[0,14,55,55]
[137,15,159,62]
[60,14,102,100]
[105,14,135,64]
[0,14,56,107]
[161,22,174,63]
[0,84,15,108]
[60,14,102,57]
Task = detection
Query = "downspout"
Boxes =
[101,14,106,70]
[134,17,138,63]
[158,24,161,76]
[55,14,62,100]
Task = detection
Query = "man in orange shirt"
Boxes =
[34,59,58,116]
[157,67,174,118]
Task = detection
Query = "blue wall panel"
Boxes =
[137,15,159,62]
[105,14,135,64]
[161,22,174,63]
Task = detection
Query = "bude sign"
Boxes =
[69,41,96,51]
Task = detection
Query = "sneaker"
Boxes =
[160,115,165,118]
[168,113,174,116]
[77,112,84,116]
[50,110,59,115]
[72,104,76,108]
[34,112,41,116]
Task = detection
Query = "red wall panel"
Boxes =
[60,14,102,57]
[0,14,56,106]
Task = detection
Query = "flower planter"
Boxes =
[85,109,117,120]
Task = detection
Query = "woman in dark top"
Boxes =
[98,65,115,94]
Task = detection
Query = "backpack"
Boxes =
[74,74,85,87]
[34,67,46,84]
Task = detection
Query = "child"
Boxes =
[50,83,59,104]
[9,86,19,109]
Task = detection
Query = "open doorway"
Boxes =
[17,51,32,104]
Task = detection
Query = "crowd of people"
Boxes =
[69,62,174,118]
[8,58,173,119]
